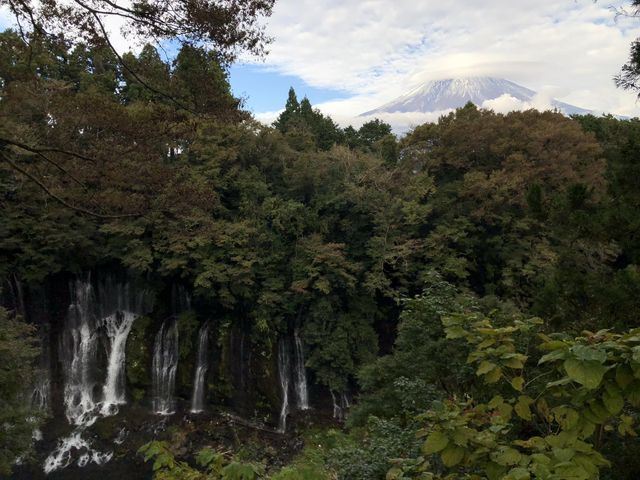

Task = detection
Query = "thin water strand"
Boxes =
[152,320,179,414]
[293,329,310,410]
[277,339,291,433]
[190,323,210,413]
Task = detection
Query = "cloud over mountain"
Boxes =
[361,77,591,116]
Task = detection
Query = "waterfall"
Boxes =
[31,371,51,412]
[277,339,291,433]
[293,329,310,410]
[45,275,151,473]
[331,390,350,421]
[100,311,137,415]
[8,274,26,318]
[190,323,210,413]
[62,280,100,427]
[46,279,107,473]
[152,319,179,414]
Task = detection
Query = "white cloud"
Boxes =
[480,92,558,113]
[481,94,534,113]
[252,0,640,122]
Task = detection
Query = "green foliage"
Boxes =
[397,309,640,479]
[273,88,343,150]
[270,465,327,480]
[177,310,200,390]
[0,307,41,476]
[126,315,152,401]
[352,274,476,424]
[139,441,264,479]
[326,417,422,480]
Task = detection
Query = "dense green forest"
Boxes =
[3,0,640,479]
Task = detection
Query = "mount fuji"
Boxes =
[361,77,591,116]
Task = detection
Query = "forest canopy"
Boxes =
[2,2,640,479]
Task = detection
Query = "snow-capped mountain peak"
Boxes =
[361,77,590,116]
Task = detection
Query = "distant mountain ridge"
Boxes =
[361,77,591,116]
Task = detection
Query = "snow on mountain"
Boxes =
[361,77,591,116]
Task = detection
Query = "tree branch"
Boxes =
[0,137,92,191]
[0,136,97,164]
[0,151,142,219]
[75,2,197,113]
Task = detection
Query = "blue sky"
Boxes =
[229,64,349,112]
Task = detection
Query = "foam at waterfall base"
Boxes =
[43,431,113,474]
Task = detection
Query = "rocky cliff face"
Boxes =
[5,269,325,477]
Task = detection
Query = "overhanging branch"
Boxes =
[0,151,142,219]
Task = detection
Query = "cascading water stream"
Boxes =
[45,280,107,473]
[101,311,137,415]
[152,320,179,414]
[45,276,150,473]
[62,280,100,427]
[331,390,350,421]
[190,323,210,413]
[31,371,51,412]
[277,339,291,433]
[293,329,310,410]
[8,274,27,318]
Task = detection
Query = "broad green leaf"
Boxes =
[602,388,624,415]
[538,349,566,364]
[538,339,568,351]
[478,338,496,349]
[530,453,552,465]
[495,402,514,421]
[553,407,579,430]
[515,396,534,420]
[552,447,575,462]
[445,326,466,339]
[195,448,218,467]
[504,358,524,370]
[507,467,531,480]
[547,377,572,388]
[563,359,606,389]
[221,462,258,480]
[571,345,607,363]
[440,445,465,467]
[491,447,522,466]
[423,431,449,454]
[485,367,503,384]
[504,357,526,369]
[511,377,525,392]
[451,427,472,447]
[477,361,497,376]
[485,462,507,480]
